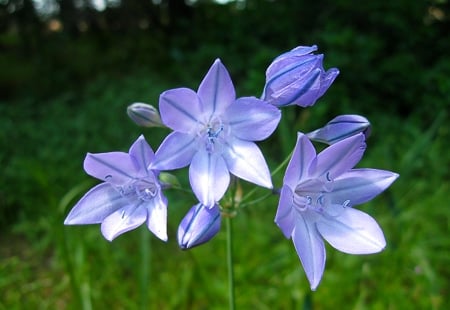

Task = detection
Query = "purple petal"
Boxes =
[292,212,326,291]
[197,59,235,116]
[265,46,318,80]
[101,202,147,241]
[64,183,128,225]
[290,45,319,55]
[226,97,281,141]
[151,132,198,170]
[146,193,168,241]
[222,138,272,189]
[129,135,155,175]
[316,206,386,254]
[283,133,316,188]
[317,68,340,98]
[84,152,136,185]
[331,169,399,206]
[189,149,230,206]
[274,185,295,238]
[278,67,322,107]
[159,88,203,132]
[315,133,366,179]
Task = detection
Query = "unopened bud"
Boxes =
[178,203,221,250]
[262,45,339,107]
[127,102,164,127]
[307,114,371,144]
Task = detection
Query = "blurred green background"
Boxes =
[1,0,449,309]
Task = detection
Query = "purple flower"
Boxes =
[64,135,168,242]
[307,114,371,144]
[275,132,398,290]
[151,59,281,207]
[178,203,221,249]
[262,45,339,107]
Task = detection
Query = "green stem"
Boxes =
[140,226,150,309]
[277,108,296,157]
[226,216,236,310]
[240,148,293,204]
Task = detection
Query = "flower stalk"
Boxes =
[226,214,236,310]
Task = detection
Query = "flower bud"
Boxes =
[178,203,221,250]
[127,102,164,127]
[306,114,371,144]
[262,45,339,107]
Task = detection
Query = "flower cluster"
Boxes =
[64,45,398,290]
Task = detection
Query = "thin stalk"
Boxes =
[226,216,236,310]
[241,148,293,203]
[140,226,151,309]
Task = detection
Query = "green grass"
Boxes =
[1,68,449,309]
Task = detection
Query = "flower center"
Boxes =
[292,175,334,214]
[293,191,328,213]
[202,117,227,154]
[292,176,350,217]
[118,177,158,201]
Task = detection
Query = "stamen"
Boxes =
[292,194,309,211]
[135,180,158,201]
[207,123,224,138]
[204,118,225,154]
[317,194,325,206]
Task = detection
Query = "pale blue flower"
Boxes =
[275,132,398,290]
[151,59,281,207]
[64,135,168,242]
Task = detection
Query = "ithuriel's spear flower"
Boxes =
[275,132,398,290]
[262,45,339,107]
[64,135,168,242]
[178,203,221,249]
[151,59,281,207]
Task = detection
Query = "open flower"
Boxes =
[151,59,281,207]
[178,203,221,249]
[64,135,168,242]
[262,45,339,107]
[275,132,398,290]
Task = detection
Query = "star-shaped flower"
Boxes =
[275,132,398,290]
[64,135,168,241]
[151,59,281,206]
